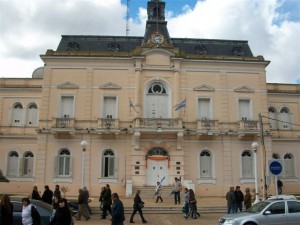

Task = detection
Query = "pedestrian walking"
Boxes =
[155,181,163,203]
[42,185,53,204]
[76,189,90,221]
[49,198,72,225]
[173,177,182,204]
[99,186,106,211]
[110,193,125,225]
[183,188,189,217]
[184,189,198,219]
[0,194,13,225]
[82,186,92,215]
[53,185,61,199]
[101,184,112,219]
[31,186,42,200]
[129,190,147,224]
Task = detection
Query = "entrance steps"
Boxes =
[132,185,174,199]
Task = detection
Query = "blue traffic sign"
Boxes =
[269,161,282,176]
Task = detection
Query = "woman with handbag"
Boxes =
[129,190,147,224]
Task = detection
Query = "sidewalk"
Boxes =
[88,195,226,208]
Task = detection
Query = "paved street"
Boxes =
[74,213,223,225]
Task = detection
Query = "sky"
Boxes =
[0,0,299,84]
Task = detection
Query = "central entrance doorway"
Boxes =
[146,147,170,186]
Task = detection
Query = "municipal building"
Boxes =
[1,0,299,197]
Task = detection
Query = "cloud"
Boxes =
[0,0,299,83]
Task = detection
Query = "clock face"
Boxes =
[152,34,163,44]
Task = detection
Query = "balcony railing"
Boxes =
[55,117,75,128]
[239,120,258,130]
[133,118,183,129]
[197,119,219,130]
[98,116,119,129]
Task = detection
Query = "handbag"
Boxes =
[138,203,144,208]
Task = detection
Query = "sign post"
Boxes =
[268,160,283,198]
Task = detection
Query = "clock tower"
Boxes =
[142,0,173,48]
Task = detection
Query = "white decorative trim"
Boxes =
[98,178,118,183]
[8,177,35,182]
[53,177,73,183]
[240,178,255,184]
[197,178,216,184]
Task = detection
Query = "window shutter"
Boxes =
[69,156,73,176]
[54,156,58,177]
[19,157,24,176]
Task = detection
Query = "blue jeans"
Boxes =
[184,202,189,215]
[174,191,180,204]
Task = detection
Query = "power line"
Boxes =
[261,115,300,127]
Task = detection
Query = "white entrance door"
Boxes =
[146,159,168,186]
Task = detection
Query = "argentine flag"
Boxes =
[175,98,186,111]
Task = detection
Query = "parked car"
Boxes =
[12,199,52,225]
[218,199,300,225]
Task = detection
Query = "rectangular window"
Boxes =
[238,99,251,120]
[103,96,117,118]
[197,98,211,120]
[60,96,74,118]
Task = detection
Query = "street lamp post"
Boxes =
[252,141,260,204]
[80,140,88,188]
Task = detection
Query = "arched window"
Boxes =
[268,107,278,129]
[144,81,171,118]
[102,149,115,178]
[11,102,24,126]
[55,149,72,177]
[22,151,34,177]
[7,151,19,176]
[283,153,295,177]
[27,103,38,126]
[200,150,212,178]
[241,150,253,178]
[279,107,291,129]
[272,153,280,159]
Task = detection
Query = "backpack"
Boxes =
[31,205,41,225]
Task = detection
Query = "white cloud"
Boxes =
[0,0,299,83]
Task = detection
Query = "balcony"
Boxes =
[133,118,183,132]
[96,116,120,134]
[238,119,259,140]
[196,119,220,138]
[51,117,75,138]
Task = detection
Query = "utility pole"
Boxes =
[259,113,267,199]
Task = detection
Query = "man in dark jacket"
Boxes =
[226,187,236,214]
[234,186,244,212]
[42,185,53,204]
[101,184,112,219]
[110,193,125,225]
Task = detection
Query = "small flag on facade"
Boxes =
[130,99,138,113]
[175,98,186,111]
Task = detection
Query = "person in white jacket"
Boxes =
[21,197,33,225]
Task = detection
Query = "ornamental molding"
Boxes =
[57,82,79,89]
[193,84,215,92]
[99,82,121,89]
[234,85,254,93]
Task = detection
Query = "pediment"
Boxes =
[57,82,79,89]
[193,84,215,92]
[99,82,121,89]
[234,86,254,93]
